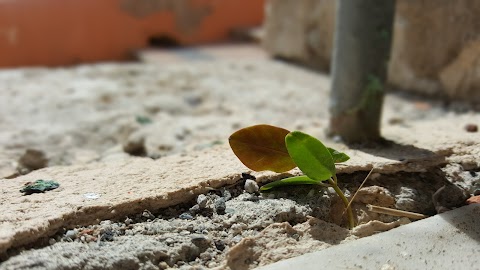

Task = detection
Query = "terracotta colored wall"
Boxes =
[0,0,265,67]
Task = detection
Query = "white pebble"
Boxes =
[65,229,77,239]
[244,179,259,193]
[125,217,133,225]
[196,194,209,208]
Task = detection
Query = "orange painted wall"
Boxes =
[0,0,265,67]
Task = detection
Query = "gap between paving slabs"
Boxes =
[0,140,461,259]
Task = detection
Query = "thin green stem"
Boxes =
[328,177,355,229]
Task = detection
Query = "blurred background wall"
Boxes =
[0,0,264,67]
[1,0,478,102]
[263,0,480,102]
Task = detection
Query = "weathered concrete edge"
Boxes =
[258,204,480,270]
[0,143,463,259]
[0,146,246,258]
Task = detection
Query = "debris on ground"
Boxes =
[20,179,59,195]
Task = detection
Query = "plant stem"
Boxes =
[328,177,355,229]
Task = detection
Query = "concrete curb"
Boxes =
[259,204,480,270]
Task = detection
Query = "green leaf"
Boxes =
[327,147,350,163]
[229,125,297,173]
[260,175,321,191]
[285,131,335,181]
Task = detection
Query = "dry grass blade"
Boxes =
[367,204,428,220]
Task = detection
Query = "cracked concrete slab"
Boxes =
[0,59,479,265]
[0,147,247,256]
[1,130,476,258]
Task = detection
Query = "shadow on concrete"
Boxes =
[440,204,480,243]
[349,138,447,166]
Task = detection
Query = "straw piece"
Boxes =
[367,204,428,220]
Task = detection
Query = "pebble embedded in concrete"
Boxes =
[196,194,209,208]
[244,179,259,193]
[214,198,226,214]
[65,229,77,240]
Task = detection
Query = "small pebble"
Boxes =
[100,229,115,241]
[100,220,112,226]
[191,234,211,247]
[142,210,155,219]
[48,238,56,245]
[196,194,209,208]
[196,225,206,232]
[327,187,336,195]
[85,235,97,243]
[179,212,193,220]
[230,223,246,234]
[465,124,478,132]
[291,233,300,241]
[200,252,212,261]
[244,179,259,193]
[83,192,101,200]
[222,188,232,201]
[332,135,342,143]
[158,261,169,269]
[388,117,404,125]
[214,198,226,214]
[18,149,48,170]
[245,194,259,202]
[225,208,236,214]
[180,230,190,236]
[214,239,226,251]
[231,235,243,243]
[189,204,201,213]
[65,229,77,240]
[124,217,133,225]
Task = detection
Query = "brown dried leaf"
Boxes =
[229,125,296,172]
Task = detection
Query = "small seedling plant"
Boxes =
[229,124,355,229]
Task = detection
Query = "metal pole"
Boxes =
[329,0,395,143]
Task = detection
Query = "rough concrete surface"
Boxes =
[0,146,246,257]
[259,204,480,270]
[0,59,479,268]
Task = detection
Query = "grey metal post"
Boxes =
[329,0,395,143]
